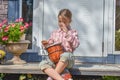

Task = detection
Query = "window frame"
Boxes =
[113,0,120,54]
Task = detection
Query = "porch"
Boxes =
[0,61,120,76]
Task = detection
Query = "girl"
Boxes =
[39,9,80,80]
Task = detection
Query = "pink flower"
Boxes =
[24,23,29,29]
[11,23,16,27]
[15,18,23,22]
[15,19,19,22]
[19,18,23,22]
[2,19,7,25]
[6,25,10,28]
[4,26,9,32]
[20,26,25,32]
[2,36,8,41]
[0,23,3,27]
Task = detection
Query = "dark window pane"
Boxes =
[22,0,33,49]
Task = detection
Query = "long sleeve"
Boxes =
[47,29,80,52]
[68,30,80,49]
[63,30,80,52]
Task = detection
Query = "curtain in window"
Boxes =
[8,0,19,22]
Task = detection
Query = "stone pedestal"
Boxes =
[5,40,30,65]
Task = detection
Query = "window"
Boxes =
[115,0,120,51]
[22,0,33,49]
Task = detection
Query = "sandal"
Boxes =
[61,73,73,80]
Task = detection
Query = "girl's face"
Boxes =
[58,16,71,29]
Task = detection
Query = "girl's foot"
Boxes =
[61,73,73,80]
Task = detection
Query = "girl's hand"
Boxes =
[41,40,49,48]
[61,22,69,33]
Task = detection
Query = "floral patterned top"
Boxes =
[48,27,80,52]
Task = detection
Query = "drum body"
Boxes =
[46,43,63,63]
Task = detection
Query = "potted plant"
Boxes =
[0,18,30,45]
[0,18,31,64]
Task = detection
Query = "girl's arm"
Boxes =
[41,31,55,48]
[65,30,80,50]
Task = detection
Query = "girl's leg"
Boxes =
[44,68,64,80]
[39,59,64,80]
[55,61,68,74]
[55,52,72,74]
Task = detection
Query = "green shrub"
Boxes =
[102,76,120,80]
[115,29,120,51]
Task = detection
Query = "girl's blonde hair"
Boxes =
[58,9,72,21]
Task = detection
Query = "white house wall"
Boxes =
[33,0,114,57]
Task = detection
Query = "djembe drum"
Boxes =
[45,43,63,63]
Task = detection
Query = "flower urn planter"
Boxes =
[5,40,30,65]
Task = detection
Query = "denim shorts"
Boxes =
[39,52,75,71]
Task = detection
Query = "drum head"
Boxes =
[45,42,62,49]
